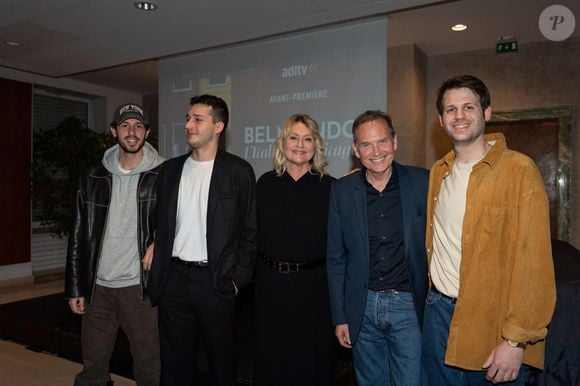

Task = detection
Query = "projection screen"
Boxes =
[158,19,387,178]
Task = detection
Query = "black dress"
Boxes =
[254,170,335,386]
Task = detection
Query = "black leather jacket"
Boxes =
[65,162,162,303]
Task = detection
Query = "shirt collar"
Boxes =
[361,163,399,188]
[439,132,507,171]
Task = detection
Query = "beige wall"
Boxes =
[387,44,428,167]
[388,37,580,248]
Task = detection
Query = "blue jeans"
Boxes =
[421,288,527,386]
[352,289,422,386]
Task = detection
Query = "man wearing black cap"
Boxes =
[65,103,164,386]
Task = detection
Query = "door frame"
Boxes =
[490,105,573,241]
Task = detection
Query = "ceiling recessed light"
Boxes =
[134,2,158,11]
[451,24,468,32]
[3,40,23,47]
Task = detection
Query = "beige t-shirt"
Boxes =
[430,159,476,298]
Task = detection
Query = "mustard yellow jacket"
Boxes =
[426,133,556,370]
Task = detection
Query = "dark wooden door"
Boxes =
[485,118,559,238]
[0,78,32,266]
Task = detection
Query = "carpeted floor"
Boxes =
[0,291,136,381]
[0,284,356,386]
[2,240,579,385]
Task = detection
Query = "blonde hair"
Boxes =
[273,114,328,177]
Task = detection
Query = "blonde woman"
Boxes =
[254,114,335,386]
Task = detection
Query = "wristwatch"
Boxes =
[506,339,527,349]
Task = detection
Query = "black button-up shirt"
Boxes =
[364,168,410,291]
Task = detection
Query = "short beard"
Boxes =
[118,137,146,154]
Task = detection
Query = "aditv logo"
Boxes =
[281,63,317,78]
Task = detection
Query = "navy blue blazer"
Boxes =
[326,162,429,343]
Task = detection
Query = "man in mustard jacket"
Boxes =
[422,74,556,385]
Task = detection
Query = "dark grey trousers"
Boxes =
[74,284,160,386]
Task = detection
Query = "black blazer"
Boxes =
[147,150,257,303]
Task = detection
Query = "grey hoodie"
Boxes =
[96,141,164,288]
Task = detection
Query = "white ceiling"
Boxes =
[1,0,578,94]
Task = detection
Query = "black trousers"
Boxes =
[158,262,236,386]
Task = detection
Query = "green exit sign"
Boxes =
[496,41,518,53]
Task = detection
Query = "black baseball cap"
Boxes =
[111,103,149,128]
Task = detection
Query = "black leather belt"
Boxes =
[260,254,325,274]
[431,286,457,304]
[171,256,209,268]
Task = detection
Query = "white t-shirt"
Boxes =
[172,157,214,262]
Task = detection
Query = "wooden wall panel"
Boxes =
[0,78,32,266]
[486,119,559,238]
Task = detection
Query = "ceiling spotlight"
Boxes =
[3,40,23,47]
[134,2,158,11]
[451,24,468,32]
